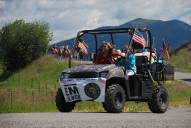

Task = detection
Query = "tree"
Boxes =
[0,20,53,71]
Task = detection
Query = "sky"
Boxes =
[0,0,191,44]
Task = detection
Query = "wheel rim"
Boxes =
[159,93,167,107]
[114,92,123,107]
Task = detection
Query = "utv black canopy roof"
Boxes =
[77,28,151,36]
[74,28,153,54]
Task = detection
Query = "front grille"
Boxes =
[70,72,98,78]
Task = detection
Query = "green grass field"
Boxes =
[0,55,191,113]
[169,50,191,72]
[169,42,191,72]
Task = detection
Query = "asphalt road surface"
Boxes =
[175,72,191,85]
[0,108,191,128]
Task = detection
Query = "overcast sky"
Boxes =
[0,0,191,44]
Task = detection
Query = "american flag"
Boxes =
[77,42,87,50]
[132,32,146,48]
[162,41,170,60]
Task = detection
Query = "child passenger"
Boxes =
[116,46,136,77]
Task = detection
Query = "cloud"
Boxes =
[180,14,191,25]
[0,0,191,44]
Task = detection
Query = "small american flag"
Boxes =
[162,41,170,60]
[76,40,88,54]
[77,42,87,50]
[132,32,146,48]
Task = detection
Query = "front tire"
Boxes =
[148,86,169,113]
[103,84,126,113]
[56,88,76,112]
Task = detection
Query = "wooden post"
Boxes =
[30,78,33,88]
[45,84,48,96]
[32,90,35,104]
[38,81,41,94]
[10,90,13,108]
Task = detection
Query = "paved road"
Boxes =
[0,108,191,128]
[175,72,191,85]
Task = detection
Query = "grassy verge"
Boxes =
[165,81,191,107]
[169,50,191,73]
[0,80,190,113]
[0,87,57,113]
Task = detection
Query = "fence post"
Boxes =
[19,72,21,86]
[38,83,41,94]
[52,91,55,103]
[54,84,57,89]
[45,84,48,96]
[32,90,35,104]
[31,78,33,88]
[10,90,13,108]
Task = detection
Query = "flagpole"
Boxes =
[146,32,149,52]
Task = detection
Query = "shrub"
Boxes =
[0,20,53,71]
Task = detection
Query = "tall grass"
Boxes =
[0,87,57,113]
[166,81,191,107]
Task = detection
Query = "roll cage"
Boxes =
[69,28,154,67]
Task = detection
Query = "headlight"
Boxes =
[99,71,108,78]
[84,83,101,99]
[60,72,70,81]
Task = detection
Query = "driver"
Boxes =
[95,41,114,64]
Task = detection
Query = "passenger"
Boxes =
[116,46,136,76]
[111,49,125,62]
[121,45,128,54]
[95,41,114,64]
[154,45,170,63]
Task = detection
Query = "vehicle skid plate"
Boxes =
[60,78,106,102]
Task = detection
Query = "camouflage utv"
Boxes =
[56,28,174,113]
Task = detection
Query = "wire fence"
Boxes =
[0,83,59,112]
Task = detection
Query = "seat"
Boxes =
[135,56,148,74]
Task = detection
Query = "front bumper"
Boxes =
[59,78,106,102]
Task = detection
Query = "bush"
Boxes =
[0,20,53,71]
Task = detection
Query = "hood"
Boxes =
[63,64,116,73]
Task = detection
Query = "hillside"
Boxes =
[0,55,70,88]
[53,18,191,53]
[169,40,191,72]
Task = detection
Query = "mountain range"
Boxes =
[53,18,191,53]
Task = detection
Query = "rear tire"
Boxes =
[56,88,76,112]
[103,84,126,113]
[148,86,169,113]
